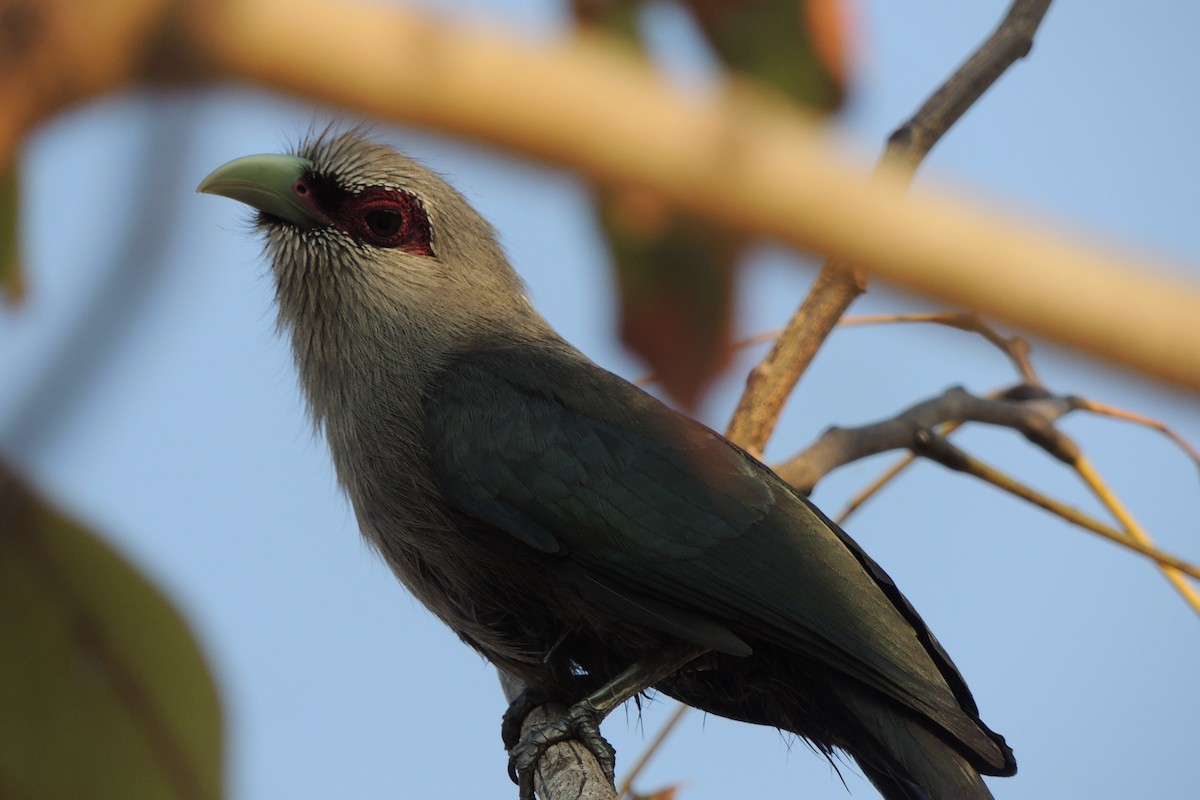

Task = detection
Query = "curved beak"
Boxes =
[197,154,318,227]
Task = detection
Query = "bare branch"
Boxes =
[621,4,1060,794]
[614,703,689,800]
[883,0,1054,169]
[774,364,1200,610]
[1072,458,1200,618]
[1074,399,1200,474]
[841,312,1040,384]
[826,386,1200,528]
[832,435,1200,616]
[726,0,1057,451]
[911,431,1200,581]
[499,671,618,800]
[772,385,1078,493]
[836,453,918,525]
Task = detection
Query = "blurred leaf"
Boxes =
[686,0,850,109]
[0,166,23,302]
[572,0,850,404]
[0,463,223,800]
[573,0,850,110]
[571,0,640,37]
[597,186,744,408]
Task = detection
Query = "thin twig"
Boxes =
[1071,458,1200,618]
[615,703,689,800]
[882,1,1055,169]
[913,432,1200,580]
[840,312,1040,384]
[635,330,781,388]
[829,401,1200,618]
[813,311,1200,612]
[836,452,920,525]
[1073,399,1200,473]
[831,390,1200,527]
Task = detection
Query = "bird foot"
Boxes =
[506,699,615,800]
[502,686,557,751]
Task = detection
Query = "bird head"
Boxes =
[198,129,555,435]
[198,130,533,339]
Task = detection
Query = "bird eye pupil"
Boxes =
[364,209,403,238]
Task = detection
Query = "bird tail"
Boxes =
[835,689,999,800]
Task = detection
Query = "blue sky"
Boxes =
[3,2,1198,798]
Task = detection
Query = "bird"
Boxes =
[198,129,1016,800]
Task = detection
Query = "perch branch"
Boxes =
[498,671,617,800]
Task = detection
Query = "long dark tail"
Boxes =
[836,689,1004,800]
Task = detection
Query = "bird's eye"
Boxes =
[364,208,403,239]
[346,190,434,255]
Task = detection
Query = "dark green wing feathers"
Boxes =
[431,354,765,561]
[426,345,1007,771]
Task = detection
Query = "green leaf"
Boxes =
[570,0,641,38]
[573,0,850,110]
[684,0,849,110]
[0,463,223,800]
[0,166,22,302]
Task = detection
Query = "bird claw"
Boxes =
[507,701,616,800]
[502,687,554,751]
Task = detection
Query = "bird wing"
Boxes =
[426,344,1004,767]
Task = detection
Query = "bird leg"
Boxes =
[506,645,708,800]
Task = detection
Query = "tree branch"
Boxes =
[841,312,1040,384]
[771,384,1079,493]
[767,310,1199,613]
[884,0,1054,169]
[725,0,1055,451]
